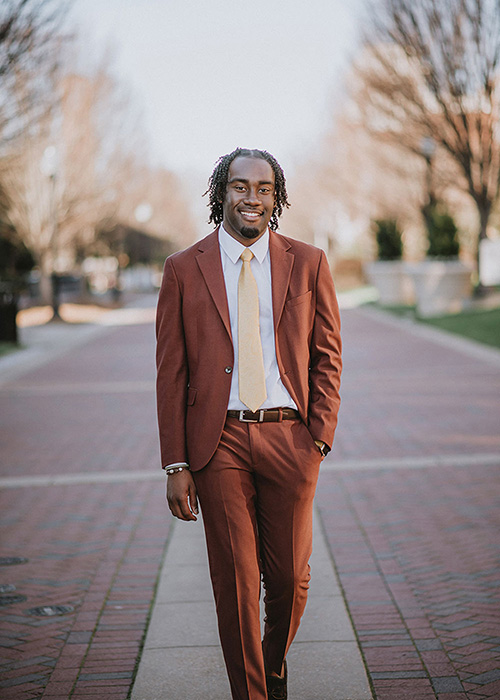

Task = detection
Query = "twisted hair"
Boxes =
[204,148,290,231]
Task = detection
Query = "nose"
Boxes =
[244,187,261,205]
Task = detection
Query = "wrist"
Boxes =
[164,465,190,475]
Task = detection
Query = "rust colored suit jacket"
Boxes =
[156,228,342,472]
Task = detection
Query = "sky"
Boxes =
[69,0,364,180]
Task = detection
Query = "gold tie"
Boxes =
[238,249,267,411]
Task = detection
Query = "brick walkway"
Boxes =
[0,481,168,700]
[0,302,167,700]
[316,308,500,699]
[1,300,499,699]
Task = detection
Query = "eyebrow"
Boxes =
[228,177,275,186]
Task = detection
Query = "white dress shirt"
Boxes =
[218,225,297,411]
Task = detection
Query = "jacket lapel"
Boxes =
[269,231,293,331]
[196,229,232,340]
[196,228,293,341]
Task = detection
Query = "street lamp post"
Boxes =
[131,202,154,295]
[40,146,62,321]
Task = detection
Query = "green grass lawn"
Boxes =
[0,342,20,357]
[374,303,500,349]
[422,307,500,349]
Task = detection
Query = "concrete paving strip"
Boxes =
[2,452,499,489]
[322,451,500,471]
[0,380,155,395]
[130,507,373,700]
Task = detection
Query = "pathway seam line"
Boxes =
[2,452,499,489]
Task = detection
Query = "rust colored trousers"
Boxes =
[192,416,322,700]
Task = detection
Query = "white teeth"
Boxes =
[241,212,259,218]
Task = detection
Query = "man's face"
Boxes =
[222,156,275,246]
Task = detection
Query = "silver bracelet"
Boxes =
[165,465,190,475]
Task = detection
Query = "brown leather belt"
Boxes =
[227,408,300,423]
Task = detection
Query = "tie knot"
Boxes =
[240,249,254,263]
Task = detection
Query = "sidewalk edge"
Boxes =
[356,305,500,367]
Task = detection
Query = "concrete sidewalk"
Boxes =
[131,510,372,700]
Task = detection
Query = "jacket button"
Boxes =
[224,366,233,374]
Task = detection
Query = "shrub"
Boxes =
[373,219,403,261]
[426,209,459,258]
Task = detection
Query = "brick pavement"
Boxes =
[330,309,500,463]
[315,307,500,699]
[1,300,499,699]
[0,481,168,700]
[0,304,168,699]
[0,320,158,478]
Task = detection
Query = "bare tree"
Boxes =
[1,6,195,315]
[2,136,57,302]
[2,50,195,312]
[286,103,432,267]
[1,59,141,307]
[0,0,71,153]
[113,162,197,250]
[356,0,500,277]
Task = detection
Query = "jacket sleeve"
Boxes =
[156,256,189,468]
[308,250,342,449]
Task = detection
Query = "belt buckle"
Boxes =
[239,409,265,423]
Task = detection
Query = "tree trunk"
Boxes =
[38,256,62,319]
[38,272,52,306]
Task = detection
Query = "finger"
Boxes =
[166,473,198,521]
[168,491,196,521]
[166,481,190,521]
[170,499,195,521]
[168,489,196,521]
[188,482,199,516]
[177,493,197,521]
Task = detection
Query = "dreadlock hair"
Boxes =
[204,148,290,232]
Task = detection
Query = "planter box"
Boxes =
[365,261,413,305]
[405,260,472,317]
[479,238,500,286]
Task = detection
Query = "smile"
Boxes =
[240,211,261,220]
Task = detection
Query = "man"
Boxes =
[156,148,342,700]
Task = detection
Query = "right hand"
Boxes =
[166,470,199,521]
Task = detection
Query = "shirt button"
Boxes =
[224,366,233,374]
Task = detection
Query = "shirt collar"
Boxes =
[219,224,269,264]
